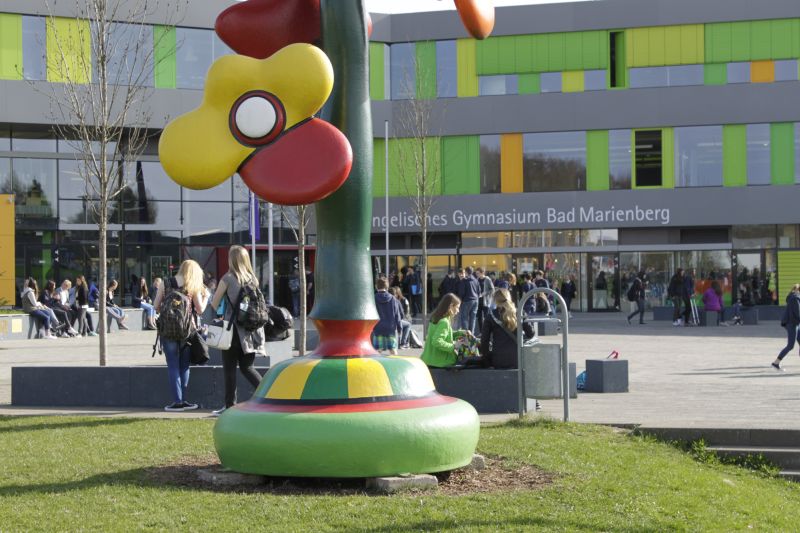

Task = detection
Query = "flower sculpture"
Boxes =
[161,0,494,478]
[159,43,352,205]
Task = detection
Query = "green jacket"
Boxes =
[420,318,456,368]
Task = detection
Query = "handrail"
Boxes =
[516,287,570,422]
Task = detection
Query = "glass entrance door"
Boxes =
[588,254,618,311]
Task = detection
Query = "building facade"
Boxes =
[1,0,800,311]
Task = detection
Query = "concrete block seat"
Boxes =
[12,364,269,409]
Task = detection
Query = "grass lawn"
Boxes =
[2,416,798,532]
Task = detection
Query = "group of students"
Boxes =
[371,276,423,354]
[20,276,130,338]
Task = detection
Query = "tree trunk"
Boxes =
[298,206,307,356]
[422,219,428,336]
[98,203,108,366]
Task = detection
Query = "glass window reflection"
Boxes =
[584,69,606,91]
[609,129,632,190]
[123,161,180,201]
[213,34,234,60]
[390,43,416,100]
[436,40,457,98]
[674,126,723,187]
[746,124,770,185]
[479,135,501,194]
[727,62,750,84]
[461,232,512,249]
[629,67,668,88]
[22,16,46,81]
[513,231,543,248]
[12,130,56,152]
[58,199,114,224]
[523,131,586,192]
[0,126,9,151]
[176,28,213,90]
[94,22,154,87]
[183,202,232,238]
[543,229,580,247]
[775,60,798,82]
[12,158,57,219]
[0,158,10,193]
[182,179,232,202]
[540,72,561,93]
[121,200,181,228]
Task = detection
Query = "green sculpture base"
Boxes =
[213,397,479,478]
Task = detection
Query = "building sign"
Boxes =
[371,187,800,233]
[0,195,15,305]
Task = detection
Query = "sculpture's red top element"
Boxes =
[215,0,321,60]
[216,0,492,61]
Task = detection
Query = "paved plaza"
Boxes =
[1,313,798,429]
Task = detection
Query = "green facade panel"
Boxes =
[514,35,533,72]
[415,41,437,99]
[441,136,480,195]
[477,31,607,75]
[0,13,23,80]
[723,125,747,187]
[369,42,385,101]
[706,19,800,63]
[771,123,795,186]
[153,25,176,89]
[518,72,540,94]
[586,130,610,191]
[704,64,726,85]
[456,39,478,97]
[374,138,442,197]
[496,36,516,74]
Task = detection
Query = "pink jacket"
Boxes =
[702,288,722,312]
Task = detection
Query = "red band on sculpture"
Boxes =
[311,318,379,357]
[239,394,457,414]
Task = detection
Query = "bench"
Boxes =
[26,315,45,339]
[11,365,269,409]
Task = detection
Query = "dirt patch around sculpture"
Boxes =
[145,453,555,495]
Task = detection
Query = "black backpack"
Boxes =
[626,279,639,302]
[264,305,294,341]
[156,278,195,342]
[234,280,270,331]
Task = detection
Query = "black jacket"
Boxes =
[457,276,481,302]
[782,292,800,327]
[479,309,534,369]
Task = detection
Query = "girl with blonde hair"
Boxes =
[208,245,266,416]
[479,288,535,369]
[153,259,209,412]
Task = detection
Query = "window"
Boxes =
[666,65,704,86]
[609,31,625,88]
[121,199,181,228]
[479,135,501,194]
[674,126,723,187]
[522,131,586,192]
[12,130,56,153]
[727,62,750,84]
[543,230,580,247]
[58,159,90,199]
[59,199,106,224]
[233,174,251,202]
[390,43,415,100]
[585,70,606,91]
[0,126,9,151]
[778,225,799,248]
[746,123,770,185]
[212,34,233,60]
[122,161,180,202]
[183,202,232,238]
[12,158,57,219]
[461,232,512,249]
[435,40,457,98]
[581,229,619,246]
[478,75,518,96]
[513,231,543,248]
[775,60,798,82]
[22,16,46,81]
[176,28,213,90]
[182,179,231,201]
[609,129,632,190]
[732,225,776,249]
[629,67,668,88]
[540,72,561,93]
[95,22,154,87]
[634,130,663,187]
[0,158,10,193]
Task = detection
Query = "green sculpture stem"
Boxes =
[313,0,378,322]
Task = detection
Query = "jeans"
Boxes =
[29,309,52,331]
[459,300,478,334]
[139,301,155,319]
[162,339,191,404]
[627,298,646,323]
[777,324,800,361]
[291,292,300,317]
[222,331,263,408]
[399,319,411,346]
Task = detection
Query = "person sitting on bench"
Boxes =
[479,288,535,369]
[21,278,60,339]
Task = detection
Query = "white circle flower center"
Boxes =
[235,96,277,139]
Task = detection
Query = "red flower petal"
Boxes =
[239,119,353,205]
[215,0,321,59]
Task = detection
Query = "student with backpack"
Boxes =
[208,246,267,416]
[153,260,209,412]
[479,288,535,369]
[626,271,647,325]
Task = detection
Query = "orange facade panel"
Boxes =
[750,60,775,82]
[500,134,523,193]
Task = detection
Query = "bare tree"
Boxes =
[280,205,312,355]
[395,53,442,333]
[37,0,185,365]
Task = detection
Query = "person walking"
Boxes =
[153,260,209,412]
[438,270,458,298]
[772,284,800,371]
[479,288,535,369]
[289,268,302,317]
[668,269,684,326]
[560,274,577,316]
[371,277,403,355]
[420,293,462,368]
[626,271,647,325]
[456,267,480,334]
[404,267,422,317]
[475,267,494,334]
[208,246,266,416]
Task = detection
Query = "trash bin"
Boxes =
[522,343,562,399]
